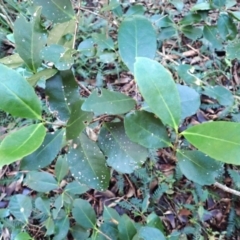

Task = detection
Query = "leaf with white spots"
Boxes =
[46,70,79,121]
[177,150,223,185]
[98,122,148,174]
[33,0,75,23]
[81,88,136,115]
[67,133,110,191]
[8,194,32,223]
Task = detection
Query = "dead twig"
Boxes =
[214,181,240,197]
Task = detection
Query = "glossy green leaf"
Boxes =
[217,13,237,40]
[33,0,75,23]
[55,155,69,182]
[8,195,32,223]
[67,133,110,191]
[226,40,240,60]
[98,122,148,174]
[72,198,97,229]
[0,64,42,119]
[181,26,202,41]
[135,226,166,240]
[64,181,89,195]
[21,129,63,170]
[177,84,200,120]
[0,124,46,168]
[14,7,47,72]
[82,88,135,115]
[41,44,76,71]
[182,122,240,164]
[203,86,234,107]
[203,25,222,50]
[46,70,79,121]
[25,171,58,192]
[118,214,137,240]
[124,111,171,148]
[0,53,24,68]
[177,150,223,185]
[66,100,93,140]
[118,15,156,73]
[47,19,75,48]
[27,68,58,86]
[134,57,181,130]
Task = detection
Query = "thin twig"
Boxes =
[214,181,240,197]
[72,0,81,49]
[77,81,91,95]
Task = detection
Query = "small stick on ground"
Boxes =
[214,181,240,197]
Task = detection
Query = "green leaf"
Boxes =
[72,198,97,229]
[98,122,148,174]
[179,13,201,25]
[181,26,202,41]
[125,5,145,16]
[124,111,171,148]
[21,129,63,170]
[118,15,156,73]
[67,133,110,191]
[44,217,55,235]
[135,226,166,240]
[0,53,24,68]
[0,124,46,168]
[64,181,89,195]
[14,7,47,72]
[27,68,58,86]
[217,13,237,40]
[71,225,89,239]
[170,0,184,11]
[146,212,165,232]
[176,64,200,85]
[55,155,69,182]
[92,33,115,54]
[228,11,240,21]
[182,122,240,165]
[15,232,32,240]
[103,206,120,224]
[191,2,211,11]
[134,57,181,130]
[96,222,119,240]
[41,44,76,71]
[53,215,70,240]
[177,84,200,120]
[78,38,95,57]
[66,100,93,140]
[0,64,42,119]
[35,197,51,215]
[82,88,136,115]
[203,86,234,107]
[203,25,222,50]
[177,150,223,185]
[8,195,32,223]
[47,19,75,48]
[226,40,240,60]
[211,0,226,8]
[33,0,75,23]
[25,171,58,192]
[118,214,137,240]
[46,70,79,121]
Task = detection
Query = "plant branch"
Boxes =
[72,0,81,49]
[214,181,240,197]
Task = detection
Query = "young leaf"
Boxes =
[0,64,42,119]
[134,57,181,130]
[118,214,137,240]
[177,150,223,185]
[203,86,234,107]
[124,111,171,148]
[14,7,47,72]
[177,84,200,120]
[0,124,46,168]
[72,199,97,229]
[118,15,156,73]
[27,68,58,86]
[46,70,79,121]
[81,88,136,115]
[0,53,24,68]
[21,129,64,170]
[67,133,110,191]
[47,19,75,48]
[33,0,75,23]
[182,122,240,165]
[25,171,58,192]
[66,100,93,140]
[15,233,32,240]
[8,195,32,223]
[98,122,148,174]
[55,155,69,183]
